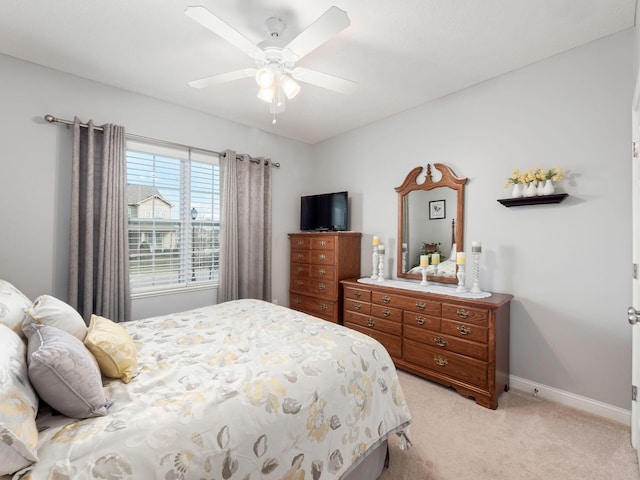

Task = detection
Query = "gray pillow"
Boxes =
[26,324,109,419]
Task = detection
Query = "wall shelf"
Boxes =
[497,193,568,207]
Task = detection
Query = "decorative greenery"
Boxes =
[420,242,442,261]
[505,167,565,187]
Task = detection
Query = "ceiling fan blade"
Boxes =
[188,69,256,89]
[292,67,357,95]
[185,6,265,61]
[282,6,350,62]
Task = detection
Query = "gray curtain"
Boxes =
[68,117,131,323]
[218,150,272,302]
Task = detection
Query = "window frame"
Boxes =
[125,140,220,297]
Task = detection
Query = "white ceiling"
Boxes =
[1,0,635,144]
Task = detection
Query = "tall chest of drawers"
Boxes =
[288,232,361,324]
[341,278,512,409]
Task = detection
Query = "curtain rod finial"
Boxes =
[44,114,56,123]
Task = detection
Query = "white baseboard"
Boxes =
[509,375,631,426]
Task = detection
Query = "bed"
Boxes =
[0,282,411,480]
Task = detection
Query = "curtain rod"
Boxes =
[43,114,280,168]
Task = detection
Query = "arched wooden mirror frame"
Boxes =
[395,163,468,284]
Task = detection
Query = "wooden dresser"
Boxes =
[289,232,361,324]
[341,278,512,409]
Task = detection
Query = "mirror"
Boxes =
[396,163,467,284]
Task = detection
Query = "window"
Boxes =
[126,140,220,293]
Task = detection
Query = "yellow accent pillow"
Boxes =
[84,315,138,383]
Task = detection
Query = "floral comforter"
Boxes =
[20,299,411,479]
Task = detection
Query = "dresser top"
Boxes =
[341,278,513,308]
[289,231,362,237]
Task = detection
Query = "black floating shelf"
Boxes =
[497,193,568,207]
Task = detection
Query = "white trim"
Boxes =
[509,375,631,426]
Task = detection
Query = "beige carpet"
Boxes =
[379,371,639,480]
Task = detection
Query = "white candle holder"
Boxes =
[456,264,467,292]
[402,245,407,273]
[377,254,385,282]
[420,266,428,286]
[371,245,379,279]
[471,252,482,293]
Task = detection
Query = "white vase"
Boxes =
[537,181,546,196]
[511,183,523,198]
[541,179,555,195]
[523,182,537,197]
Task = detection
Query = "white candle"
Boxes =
[456,252,466,265]
[431,253,440,265]
[378,244,385,253]
[372,236,380,246]
[420,255,429,266]
[472,241,482,253]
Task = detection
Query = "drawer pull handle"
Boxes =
[319,240,326,247]
[382,309,391,317]
[297,240,304,246]
[297,253,304,259]
[294,297,302,304]
[434,336,448,347]
[434,355,448,367]
[382,296,391,304]
[297,267,304,273]
[456,308,471,319]
[354,291,362,298]
[416,316,425,325]
[296,280,304,286]
[320,304,327,311]
[416,302,426,311]
[354,302,362,310]
[319,254,326,260]
[367,318,376,328]
[319,268,326,276]
[457,325,472,335]
[319,283,326,290]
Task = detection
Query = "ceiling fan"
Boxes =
[185,5,357,123]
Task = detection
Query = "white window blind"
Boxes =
[126,140,220,293]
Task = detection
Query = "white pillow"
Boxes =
[26,324,109,419]
[0,279,32,339]
[0,324,39,475]
[25,295,87,341]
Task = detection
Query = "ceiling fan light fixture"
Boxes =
[257,86,275,103]
[255,67,275,88]
[280,75,301,99]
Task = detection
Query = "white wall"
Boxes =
[311,30,634,409]
[0,53,313,319]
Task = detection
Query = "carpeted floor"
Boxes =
[379,370,640,479]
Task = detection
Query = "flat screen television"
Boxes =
[300,191,349,231]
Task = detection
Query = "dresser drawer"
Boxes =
[289,293,336,319]
[345,298,371,315]
[404,340,487,388]
[309,250,335,265]
[344,310,402,337]
[346,324,402,359]
[372,291,441,316]
[442,303,489,326]
[290,236,311,250]
[310,236,336,250]
[291,263,310,277]
[291,250,310,264]
[344,286,371,302]
[404,325,488,361]
[403,311,440,331]
[441,319,488,343]
[292,278,335,297]
[371,304,402,322]
[310,264,335,280]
